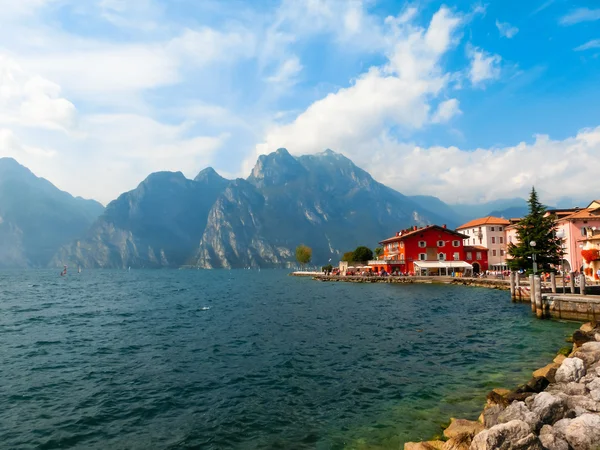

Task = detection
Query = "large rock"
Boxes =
[573,330,595,347]
[483,405,505,428]
[539,425,570,450]
[564,413,600,450]
[497,402,539,431]
[555,358,586,383]
[469,420,542,450]
[533,363,560,383]
[530,392,568,427]
[405,441,445,450]
[554,354,567,365]
[547,382,588,396]
[442,437,471,450]
[580,323,594,333]
[444,418,484,439]
[562,394,600,413]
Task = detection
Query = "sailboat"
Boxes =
[78,267,81,274]
[60,265,67,276]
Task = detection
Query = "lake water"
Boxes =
[0,270,576,449]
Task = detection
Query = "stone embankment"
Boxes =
[311,275,512,290]
[405,323,600,450]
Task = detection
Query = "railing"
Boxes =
[368,259,405,264]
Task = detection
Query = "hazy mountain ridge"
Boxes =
[3,151,536,269]
[0,158,104,267]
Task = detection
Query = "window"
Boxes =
[492,249,497,256]
[499,227,503,231]
[400,254,405,262]
[419,253,426,260]
[582,228,587,236]
[452,240,460,247]
[453,252,459,261]
[476,252,482,260]
[418,241,426,248]
[500,249,504,256]
[437,240,445,247]
[438,253,446,261]
[491,226,495,231]
[466,252,472,260]
[491,237,496,244]
[400,242,404,248]
[500,237,504,244]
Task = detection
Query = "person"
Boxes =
[596,267,600,284]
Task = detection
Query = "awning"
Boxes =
[413,261,473,269]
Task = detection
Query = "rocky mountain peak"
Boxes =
[194,167,226,184]
[248,148,307,188]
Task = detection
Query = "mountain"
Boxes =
[0,158,104,267]
[407,195,464,228]
[55,149,450,269]
[53,169,229,268]
[449,198,529,222]
[193,149,449,268]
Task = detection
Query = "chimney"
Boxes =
[413,225,417,231]
[442,224,446,229]
[396,232,400,237]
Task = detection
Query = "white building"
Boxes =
[456,216,511,268]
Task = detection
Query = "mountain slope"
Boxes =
[0,158,104,267]
[194,149,447,268]
[53,169,229,268]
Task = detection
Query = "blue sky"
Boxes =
[0,0,599,205]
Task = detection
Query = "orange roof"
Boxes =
[457,216,511,229]
[379,225,467,244]
[560,207,600,221]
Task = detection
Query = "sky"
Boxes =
[0,0,599,206]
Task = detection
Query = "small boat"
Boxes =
[78,267,81,274]
[60,265,67,276]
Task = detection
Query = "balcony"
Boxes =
[368,259,406,265]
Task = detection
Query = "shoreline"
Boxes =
[404,322,600,450]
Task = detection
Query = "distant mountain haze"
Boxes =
[1,152,534,269]
[0,158,104,267]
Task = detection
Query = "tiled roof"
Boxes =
[457,216,511,229]
[560,207,600,221]
[379,225,467,244]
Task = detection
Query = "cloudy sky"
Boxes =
[0,0,599,205]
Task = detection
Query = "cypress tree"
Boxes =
[507,187,563,273]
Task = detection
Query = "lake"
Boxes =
[0,269,575,449]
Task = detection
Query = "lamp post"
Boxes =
[530,240,537,275]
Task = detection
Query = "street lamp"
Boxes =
[530,240,537,275]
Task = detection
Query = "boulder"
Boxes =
[444,418,484,439]
[405,441,445,450]
[564,413,600,450]
[585,377,600,391]
[530,392,568,428]
[554,354,567,365]
[573,330,595,347]
[539,429,570,450]
[482,405,504,428]
[497,402,539,431]
[555,358,586,383]
[590,389,600,401]
[469,420,542,450]
[580,322,594,333]
[563,394,600,413]
[443,436,472,450]
[554,382,587,396]
[533,363,560,383]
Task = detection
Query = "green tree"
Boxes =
[296,244,312,267]
[321,264,333,274]
[352,246,374,262]
[341,251,354,262]
[374,247,383,258]
[507,187,563,273]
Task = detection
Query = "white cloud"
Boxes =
[559,8,600,26]
[0,54,76,131]
[495,20,519,38]
[431,99,461,123]
[267,56,303,84]
[0,128,55,158]
[249,6,464,174]
[366,126,600,205]
[467,46,502,86]
[574,39,600,51]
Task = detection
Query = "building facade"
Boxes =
[554,203,600,275]
[369,225,472,276]
[456,216,511,268]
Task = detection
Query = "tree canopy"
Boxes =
[341,246,374,262]
[507,187,563,273]
[341,251,354,262]
[374,247,383,257]
[295,244,312,266]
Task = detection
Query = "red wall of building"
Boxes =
[378,226,467,274]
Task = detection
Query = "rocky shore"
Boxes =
[405,323,600,450]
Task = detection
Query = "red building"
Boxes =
[369,225,474,276]
[463,245,489,274]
